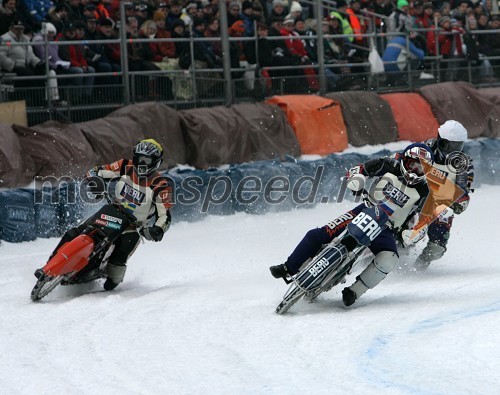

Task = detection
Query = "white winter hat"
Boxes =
[45,22,57,35]
[290,1,303,13]
[438,120,468,141]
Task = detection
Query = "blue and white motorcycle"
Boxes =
[275,202,390,314]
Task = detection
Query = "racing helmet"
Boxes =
[399,143,434,185]
[436,120,467,156]
[133,139,163,177]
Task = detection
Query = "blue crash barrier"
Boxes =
[34,188,60,238]
[0,140,498,243]
[0,189,36,242]
[478,139,500,185]
[228,160,291,214]
[166,167,235,220]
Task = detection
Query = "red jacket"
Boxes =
[55,33,88,68]
[427,27,464,56]
[279,28,307,58]
[156,28,176,58]
[69,44,88,68]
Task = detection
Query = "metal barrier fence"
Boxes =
[0,0,499,125]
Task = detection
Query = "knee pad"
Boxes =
[106,262,127,284]
[358,251,398,290]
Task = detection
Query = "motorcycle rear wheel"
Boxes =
[31,274,64,301]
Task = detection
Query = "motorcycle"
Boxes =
[30,193,140,301]
[275,200,389,314]
[274,190,454,314]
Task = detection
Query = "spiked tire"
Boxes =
[31,273,65,301]
[275,284,306,314]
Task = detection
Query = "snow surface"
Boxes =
[1,183,499,394]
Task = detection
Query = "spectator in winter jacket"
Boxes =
[387,0,412,34]
[450,0,469,27]
[240,0,255,37]
[227,1,242,28]
[426,16,466,80]
[345,0,367,46]
[126,16,161,98]
[191,17,218,67]
[32,22,65,103]
[87,17,120,87]
[0,19,42,73]
[93,17,120,68]
[166,0,183,31]
[171,18,189,62]
[0,0,16,36]
[280,17,319,91]
[64,0,85,23]
[0,19,47,103]
[16,0,52,31]
[56,22,95,98]
[139,20,164,63]
[330,0,354,43]
[153,11,176,59]
[46,4,69,36]
[204,17,222,59]
[267,0,288,25]
[382,32,425,86]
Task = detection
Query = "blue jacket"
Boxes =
[382,36,424,72]
[21,0,53,23]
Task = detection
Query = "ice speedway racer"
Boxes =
[272,143,463,314]
[31,139,172,301]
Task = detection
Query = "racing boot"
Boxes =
[342,287,357,306]
[270,263,289,279]
[34,268,44,279]
[103,261,127,291]
[414,242,446,271]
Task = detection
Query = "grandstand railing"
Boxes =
[0,1,499,125]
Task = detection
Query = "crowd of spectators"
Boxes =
[0,0,499,103]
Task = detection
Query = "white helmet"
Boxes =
[437,120,467,155]
[45,22,57,35]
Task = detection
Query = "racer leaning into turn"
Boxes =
[410,120,474,270]
[270,143,439,307]
[34,139,172,291]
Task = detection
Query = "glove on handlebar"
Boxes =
[451,196,469,215]
[345,166,366,194]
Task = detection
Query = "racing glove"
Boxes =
[142,226,164,242]
[345,166,366,196]
[451,195,469,215]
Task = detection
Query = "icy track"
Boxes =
[1,186,499,395]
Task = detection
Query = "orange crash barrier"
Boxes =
[266,95,348,155]
[380,93,439,142]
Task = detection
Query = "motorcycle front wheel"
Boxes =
[31,274,65,301]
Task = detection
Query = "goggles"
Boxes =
[135,155,154,166]
[437,138,464,154]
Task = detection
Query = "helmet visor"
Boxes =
[135,155,154,166]
[437,138,464,154]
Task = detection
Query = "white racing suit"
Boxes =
[93,158,173,285]
[54,158,173,286]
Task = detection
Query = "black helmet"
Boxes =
[399,143,434,185]
[133,139,163,177]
